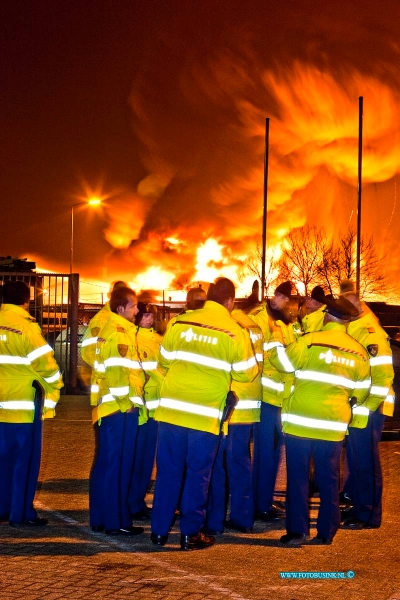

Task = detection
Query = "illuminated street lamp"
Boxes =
[70,198,101,274]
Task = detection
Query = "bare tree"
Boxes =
[277,225,327,295]
[238,244,278,297]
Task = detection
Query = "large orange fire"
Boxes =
[77,62,400,302]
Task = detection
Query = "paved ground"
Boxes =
[1,395,400,600]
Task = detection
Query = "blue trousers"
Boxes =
[345,411,385,526]
[206,424,254,531]
[151,422,220,536]
[253,402,284,512]
[0,389,43,523]
[129,417,158,513]
[89,409,138,530]
[285,434,342,540]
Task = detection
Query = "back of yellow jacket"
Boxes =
[0,304,63,423]
[155,300,258,435]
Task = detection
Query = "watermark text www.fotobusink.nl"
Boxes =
[280,570,355,579]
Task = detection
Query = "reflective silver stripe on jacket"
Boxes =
[0,401,35,410]
[146,400,160,410]
[264,341,281,351]
[160,347,231,372]
[281,412,348,432]
[27,344,53,362]
[109,386,130,396]
[0,355,30,365]
[261,377,284,392]
[276,345,295,372]
[44,399,57,409]
[81,337,97,347]
[295,370,371,389]
[352,405,369,416]
[159,397,223,419]
[141,361,158,370]
[235,400,261,409]
[370,385,390,396]
[91,384,99,393]
[99,394,143,406]
[370,355,393,366]
[94,361,105,373]
[43,370,61,384]
[104,357,141,369]
[232,355,257,371]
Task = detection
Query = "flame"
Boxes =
[75,60,400,300]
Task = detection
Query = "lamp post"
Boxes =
[69,198,101,274]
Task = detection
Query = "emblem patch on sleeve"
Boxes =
[367,344,378,357]
[118,344,128,357]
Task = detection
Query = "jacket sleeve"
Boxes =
[365,335,394,412]
[102,331,144,413]
[230,327,259,384]
[26,322,63,418]
[348,353,372,429]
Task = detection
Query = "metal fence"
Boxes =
[0,272,79,393]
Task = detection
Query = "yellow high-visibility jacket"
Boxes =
[0,304,63,423]
[248,302,295,408]
[347,313,395,416]
[92,312,146,424]
[270,322,371,442]
[155,300,259,435]
[230,308,263,424]
[301,305,326,334]
[135,326,164,418]
[81,302,112,406]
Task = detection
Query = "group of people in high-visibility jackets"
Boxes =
[0,276,394,551]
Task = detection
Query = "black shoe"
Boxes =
[342,517,379,530]
[309,536,333,545]
[150,533,168,546]
[180,532,215,551]
[255,505,285,522]
[224,519,253,533]
[340,507,354,522]
[9,517,48,527]
[280,533,309,546]
[91,525,104,532]
[131,507,152,520]
[105,526,144,536]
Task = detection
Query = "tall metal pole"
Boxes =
[70,205,74,275]
[261,118,270,300]
[356,96,363,295]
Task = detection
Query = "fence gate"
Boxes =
[0,272,80,393]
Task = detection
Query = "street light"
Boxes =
[70,198,101,274]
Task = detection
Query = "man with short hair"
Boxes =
[299,286,326,334]
[81,280,128,405]
[186,287,207,310]
[0,281,63,526]
[270,295,371,545]
[129,303,163,520]
[151,277,258,550]
[89,286,145,536]
[340,289,394,529]
[248,281,295,522]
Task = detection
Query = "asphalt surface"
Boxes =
[0,395,400,600]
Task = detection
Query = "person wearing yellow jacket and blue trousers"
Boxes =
[340,291,394,529]
[129,303,164,519]
[151,278,259,550]
[205,307,263,534]
[0,281,63,526]
[248,281,295,522]
[89,286,145,536]
[270,295,371,545]
[81,280,127,406]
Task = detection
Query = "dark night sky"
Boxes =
[1,0,400,298]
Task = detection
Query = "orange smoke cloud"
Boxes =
[101,58,400,296]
